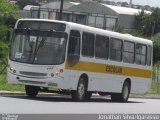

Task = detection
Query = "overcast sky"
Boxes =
[110,0,160,7]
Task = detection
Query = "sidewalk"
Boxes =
[0,90,55,96]
[0,90,160,99]
[0,91,25,96]
[130,93,160,99]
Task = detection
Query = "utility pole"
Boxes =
[151,21,155,40]
[59,0,64,20]
[129,0,132,8]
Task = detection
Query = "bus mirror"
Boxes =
[67,54,80,66]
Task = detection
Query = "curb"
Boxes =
[1,91,160,99]
[0,91,58,97]
[0,91,25,96]
[0,91,100,97]
[130,94,160,99]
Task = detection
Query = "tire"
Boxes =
[111,82,130,102]
[85,92,92,100]
[98,92,107,96]
[72,78,87,101]
[25,85,40,98]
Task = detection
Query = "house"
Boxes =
[24,2,151,31]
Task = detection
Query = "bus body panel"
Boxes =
[8,59,151,94]
[8,60,65,89]
[64,59,151,94]
[8,19,153,96]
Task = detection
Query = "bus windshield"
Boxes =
[10,29,68,65]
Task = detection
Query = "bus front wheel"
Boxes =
[85,92,92,100]
[71,78,87,101]
[111,82,130,102]
[25,85,40,98]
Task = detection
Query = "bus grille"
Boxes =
[19,71,47,77]
[19,80,46,84]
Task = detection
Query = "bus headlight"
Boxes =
[59,69,64,73]
[51,69,64,77]
[55,71,59,76]
[51,73,54,77]
[8,64,16,73]
[13,70,16,73]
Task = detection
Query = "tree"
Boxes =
[153,36,160,64]
[135,8,160,36]
[0,0,19,13]
[0,0,19,26]
[0,0,19,71]
[135,10,152,36]
[150,8,160,34]
[135,8,160,64]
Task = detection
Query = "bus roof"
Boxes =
[17,19,152,45]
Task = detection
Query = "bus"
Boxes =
[7,19,152,102]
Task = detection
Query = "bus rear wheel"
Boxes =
[111,82,130,102]
[71,78,87,101]
[25,85,40,98]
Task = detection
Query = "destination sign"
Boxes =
[106,65,123,74]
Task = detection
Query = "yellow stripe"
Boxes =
[65,61,152,78]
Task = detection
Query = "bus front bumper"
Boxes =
[7,72,64,89]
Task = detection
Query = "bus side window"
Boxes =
[147,45,152,66]
[82,32,95,57]
[135,44,147,65]
[67,30,80,66]
[95,35,109,59]
[110,38,123,61]
[123,41,135,63]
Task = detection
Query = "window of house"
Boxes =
[96,17,104,28]
[88,16,96,27]
[43,13,47,19]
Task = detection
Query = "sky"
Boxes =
[110,0,160,7]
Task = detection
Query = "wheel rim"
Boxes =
[78,83,85,98]
[123,85,129,99]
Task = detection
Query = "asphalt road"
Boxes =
[0,95,160,114]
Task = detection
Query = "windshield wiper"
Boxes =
[32,37,47,63]
[35,37,46,53]
[34,30,54,56]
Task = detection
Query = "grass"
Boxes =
[150,80,158,94]
[0,73,24,91]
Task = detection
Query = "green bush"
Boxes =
[0,0,19,67]
[0,25,12,68]
[0,73,24,91]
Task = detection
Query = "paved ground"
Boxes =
[0,94,160,114]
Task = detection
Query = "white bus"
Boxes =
[8,19,152,102]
